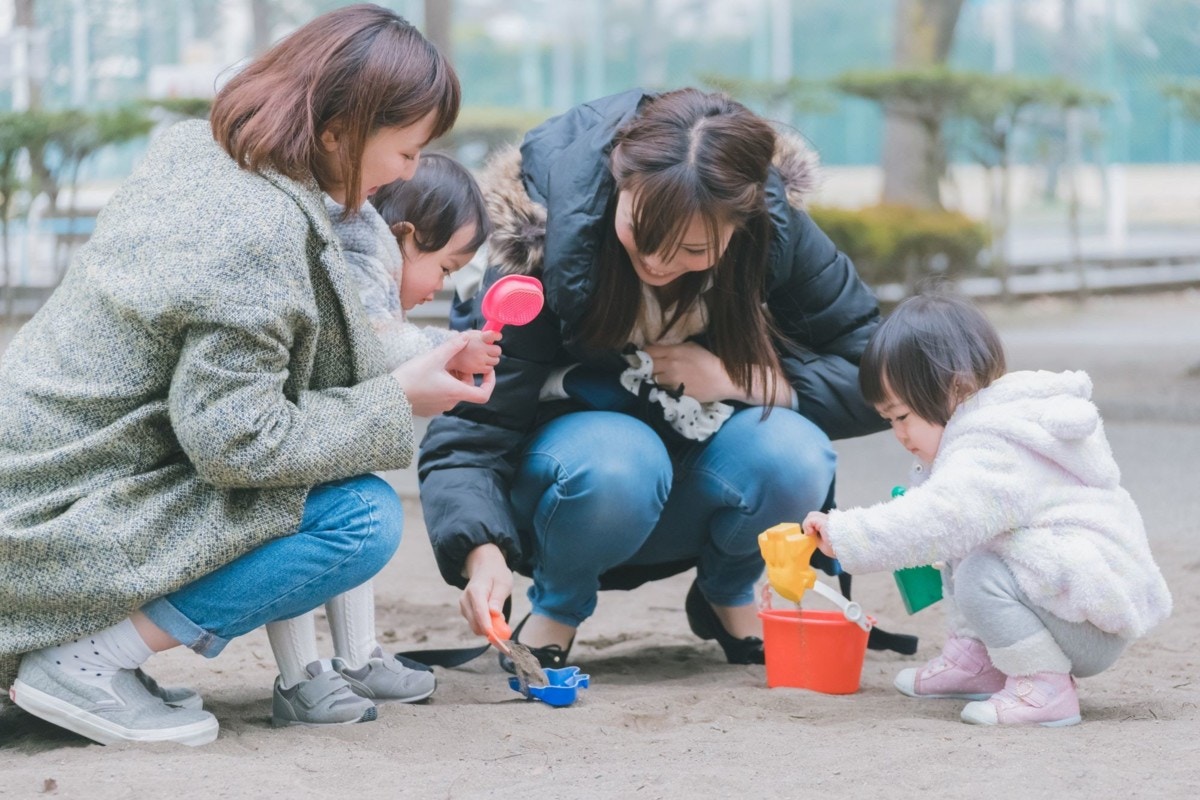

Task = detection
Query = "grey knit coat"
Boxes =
[0,120,415,690]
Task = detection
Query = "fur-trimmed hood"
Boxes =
[480,95,821,278]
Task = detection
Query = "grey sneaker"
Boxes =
[134,668,202,710]
[334,647,437,704]
[10,651,219,746]
[271,661,377,727]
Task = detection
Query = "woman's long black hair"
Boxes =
[577,88,784,404]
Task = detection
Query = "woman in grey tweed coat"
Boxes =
[0,5,492,745]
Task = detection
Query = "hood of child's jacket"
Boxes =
[947,370,1120,489]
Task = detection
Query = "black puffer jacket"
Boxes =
[419,89,886,588]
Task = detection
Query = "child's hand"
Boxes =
[802,511,836,559]
[446,330,502,377]
[391,334,496,415]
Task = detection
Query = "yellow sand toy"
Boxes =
[757,522,871,632]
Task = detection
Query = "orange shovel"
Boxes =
[486,609,513,656]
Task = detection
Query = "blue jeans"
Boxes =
[510,409,836,626]
[141,474,402,657]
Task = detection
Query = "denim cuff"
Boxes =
[140,597,230,658]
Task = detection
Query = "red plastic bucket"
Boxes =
[758,608,870,694]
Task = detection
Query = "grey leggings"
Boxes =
[951,549,1128,677]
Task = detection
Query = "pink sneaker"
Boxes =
[893,636,1007,701]
[960,672,1081,727]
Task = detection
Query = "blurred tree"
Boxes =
[14,0,43,110]
[698,74,834,116]
[834,66,975,210]
[141,97,214,122]
[20,106,155,277]
[880,0,964,209]
[251,0,276,55]
[0,112,43,321]
[957,74,1108,302]
[425,0,453,63]
[1162,80,1200,121]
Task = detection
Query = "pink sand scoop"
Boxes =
[481,274,544,333]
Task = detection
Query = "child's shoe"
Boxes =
[894,636,1006,700]
[271,661,378,727]
[961,672,1081,727]
[333,647,436,704]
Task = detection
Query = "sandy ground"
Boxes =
[2,291,1199,799]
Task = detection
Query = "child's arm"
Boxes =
[824,439,1037,575]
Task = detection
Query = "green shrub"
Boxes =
[809,204,989,291]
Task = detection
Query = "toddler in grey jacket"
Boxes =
[265,155,500,725]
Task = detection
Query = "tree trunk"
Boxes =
[424,0,453,64]
[14,0,43,110]
[1061,0,1088,302]
[881,0,964,209]
[250,0,274,55]
[996,135,1014,304]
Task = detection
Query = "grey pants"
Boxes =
[950,549,1128,677]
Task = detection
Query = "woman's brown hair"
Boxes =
[578,88,783,404]
[210,4,459,208]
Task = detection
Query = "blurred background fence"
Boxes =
[2,0,1199,324]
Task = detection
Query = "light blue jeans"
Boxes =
[510,409,836,626]
[141,474,402,657]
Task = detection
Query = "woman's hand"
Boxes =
[390,333,496,416]
[460,543,513,637]
[643,341,792,406]
[802,511,836,559]
[643,342,736,403]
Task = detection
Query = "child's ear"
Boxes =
[390,221,415,243]
[319,122,344,153]
[951,377,977,406]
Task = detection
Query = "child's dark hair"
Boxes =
[860,293,1006,426]
[370,153,490,255]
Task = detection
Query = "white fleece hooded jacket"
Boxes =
[827,370,1172,640]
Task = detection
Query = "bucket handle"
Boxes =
[761,581,872,633]
[808,581,872,632]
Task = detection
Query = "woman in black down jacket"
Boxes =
[420,88,886,669]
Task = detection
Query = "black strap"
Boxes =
[836,570,920,656]
[394,642,493,668]
[395,596,512,668]
[868,627,919,655]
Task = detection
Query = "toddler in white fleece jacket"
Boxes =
[804,293,1171,727]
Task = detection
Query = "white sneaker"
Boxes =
[10,651,218,746]
[133,668,202,710]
